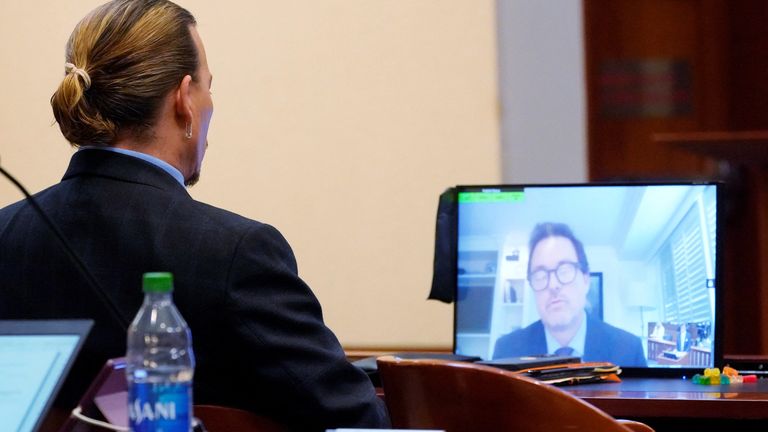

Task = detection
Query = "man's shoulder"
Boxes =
[501,320,545,342]
[187,199,258,228]
[0,183,63,232]
[588,317,641,343]
[183,200,294,258]
[493,320,546,358]
[586,317,646,366]
[0,199,24,232]
[0,199,25,218]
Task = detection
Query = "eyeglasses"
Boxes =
[528,261,581,291]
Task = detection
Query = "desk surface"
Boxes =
[564,377,768,420]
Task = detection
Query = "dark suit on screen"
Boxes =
[493,315,647,367]
[0,149,388,431]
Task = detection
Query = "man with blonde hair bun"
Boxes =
[0,0,389,430]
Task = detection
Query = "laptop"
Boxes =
[454,183,723,377]
[0,319,93,432]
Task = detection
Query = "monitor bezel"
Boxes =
[452,181,724,378]
[0,319,93,431]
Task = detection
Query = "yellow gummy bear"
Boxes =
[704,367,721,377]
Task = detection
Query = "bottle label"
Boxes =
[128,381,191,432]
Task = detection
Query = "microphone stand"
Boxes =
[0,162,129,331]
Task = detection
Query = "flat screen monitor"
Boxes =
[453,183,722,376]
[0,320,93,432]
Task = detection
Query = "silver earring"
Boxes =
[185,122,193,139]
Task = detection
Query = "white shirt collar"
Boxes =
[79,146,186,187]
[544,311,588,357]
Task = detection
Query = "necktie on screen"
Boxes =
[555,346,574,357]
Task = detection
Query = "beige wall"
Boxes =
[0,1,500,348]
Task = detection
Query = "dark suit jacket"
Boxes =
[0,150,389,431]
[492,315,648,367]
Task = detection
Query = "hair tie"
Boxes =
[65,62,92,90]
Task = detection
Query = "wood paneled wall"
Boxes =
[584,0,768,355]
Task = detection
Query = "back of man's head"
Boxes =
[51,0,198,147]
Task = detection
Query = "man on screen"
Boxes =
[493,222,647,367]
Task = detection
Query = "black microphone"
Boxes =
[0,161,129,331]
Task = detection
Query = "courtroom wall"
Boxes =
[0,1,500,348]
[498,0,587,184]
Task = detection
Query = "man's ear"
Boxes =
[175,74,194,126]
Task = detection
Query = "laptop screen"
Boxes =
[0,320,92,432]
[454,183,721,374]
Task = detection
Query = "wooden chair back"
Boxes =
[377,355,653,432]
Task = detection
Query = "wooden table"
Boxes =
[565,377,768,431]
[352,350,768,430]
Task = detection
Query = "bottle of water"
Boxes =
[127,272,195,431]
